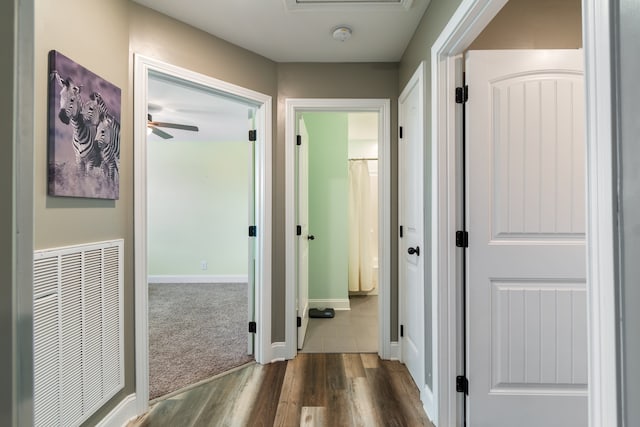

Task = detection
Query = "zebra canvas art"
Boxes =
[48,50,121,199]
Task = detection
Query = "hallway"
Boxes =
[129,353,433,426]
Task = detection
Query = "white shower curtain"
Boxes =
[348,160,378,292]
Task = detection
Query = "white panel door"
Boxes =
[297,117,310,349]
[399,69,425,393]
[466,50,587,427]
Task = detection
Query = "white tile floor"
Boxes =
[300,295,378,353]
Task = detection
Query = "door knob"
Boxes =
[307,235,315,241]
[408,246,420,256]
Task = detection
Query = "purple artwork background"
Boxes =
[48,50,121,199]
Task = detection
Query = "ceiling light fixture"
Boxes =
[332,26,352,42]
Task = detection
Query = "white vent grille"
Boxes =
[284,0,413,10]
[34,240,124,427]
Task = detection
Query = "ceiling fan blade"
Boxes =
[149,121,199,132]
[151,127,174,139]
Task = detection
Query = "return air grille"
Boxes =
[33,240,124,427]
[285,0,413,10]
[297,0,401,3]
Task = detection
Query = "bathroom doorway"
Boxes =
[296,111,380,353]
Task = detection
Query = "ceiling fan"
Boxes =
[147,113,199,139]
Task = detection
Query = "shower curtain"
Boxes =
[348,159,378,292]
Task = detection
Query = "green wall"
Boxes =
[303,113,349,301]
[147,140,249,277]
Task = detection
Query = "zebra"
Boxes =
[51,71,102,175]
[82,92,110,127]
[95,114,120,181]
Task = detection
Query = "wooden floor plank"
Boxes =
[190,363,260,426]
[324,354,350,427]
[300,406,326,427]
[360,353,380,369]
[365,361,414,427]
[129,353,432,427]
[301,354,327,407]
[342,353,366,378]
[349,377,381,427]
[387,362,436,427]
[273,354,306,426]
[247,360,287,425]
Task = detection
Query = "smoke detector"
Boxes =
[332,26,353,42]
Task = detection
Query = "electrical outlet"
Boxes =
[200,260,208,270]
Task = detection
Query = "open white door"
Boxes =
[247,108,257,355]
[296,117,310,349]
[399,64,426,406]
[466,49,587,426]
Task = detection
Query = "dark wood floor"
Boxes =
[129,353,434,427]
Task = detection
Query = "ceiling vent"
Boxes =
[284,0,414,11]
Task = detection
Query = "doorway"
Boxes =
[284,99,392,360]
[431,0,599,425]
[145,71,257,400]
[296,112,380,353]
[133,55,272,413]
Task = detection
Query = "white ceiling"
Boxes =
[148,73,255,142]
[132,0,430,62]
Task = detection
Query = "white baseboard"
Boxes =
[148,275,248,284]
[388,341,401,360]
[308,298,351,311]
[271,341,288,361]
[95,393,138,427]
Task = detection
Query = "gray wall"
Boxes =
[276,62,399,340]
[614,0,640,424]
[33,1,278,423]
[469,0,582,49]
[34,2,133,424]
[400,0,464,88]
[1,1,16,424]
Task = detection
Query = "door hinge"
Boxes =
[456,375,469,394]
[249,321,257,333]
[249,225,257,237]
[399,126,404,139]
[456,230,468,248]
[297,316,302,327]
[400,325,404,337]
[249,129,257,142]
[296,225,302,236]
[455,85,469,104]
[400,225,404,238]
[296,134,302,146]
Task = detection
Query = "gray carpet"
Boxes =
[148,283,254,400]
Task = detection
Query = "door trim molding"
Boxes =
[431,0,617,426]
[284,98,392,360]
[582,1,618,425]
[431,2,509,424]
[133,54,272,416]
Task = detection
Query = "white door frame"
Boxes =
[284,98,392,360]
[431,0,618,426]
[133,54,272,415]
